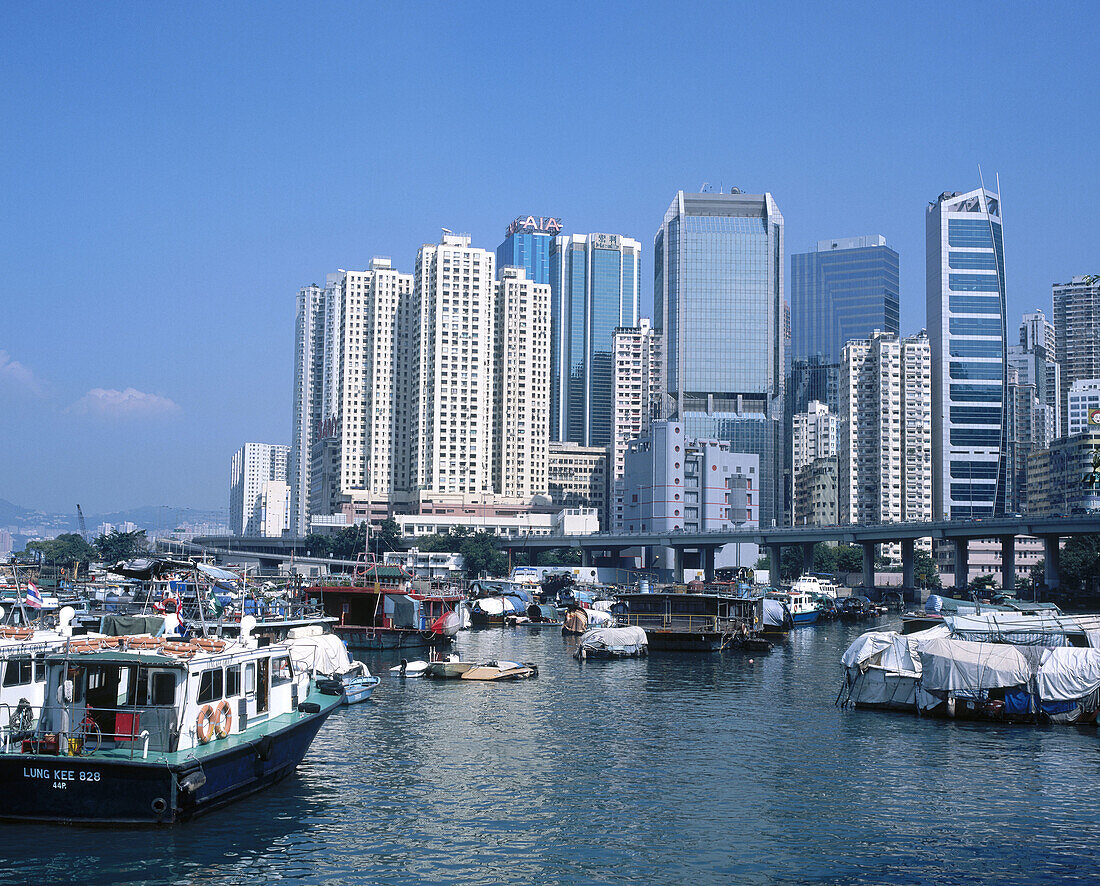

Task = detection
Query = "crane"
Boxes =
[77,504,88,541]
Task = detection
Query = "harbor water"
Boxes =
[4,618,1098,885]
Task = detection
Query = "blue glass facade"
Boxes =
[926,186,1008,519]
[790,237,900,364]
[496,230,551,285]
[655,191,785,526]
[549,234,640,445]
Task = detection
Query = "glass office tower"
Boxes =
[654,190,785,526]
[790,235,899,364]
[926,184,1008,519]
[549,233,640,446]
[496,215,560,285]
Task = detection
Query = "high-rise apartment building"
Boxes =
[547,442,608,526]
[549,232,640,446]
[493,267,551,499]
[290,283,327,535]
[654,189,784,526]
[926,184,1008,519]
[496,215,561,285]
[840,331,932,527]
[230,442,290,536]
[1054,275,1100,434]
[610,319,663,529]
[1066,378,1100,435]
[412,233,497,498]
[307,260,415,524]
[790,235,900,364]
[1008,309,1059,444]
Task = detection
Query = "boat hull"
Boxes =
[641,630,725,653]
[0,696,340,825]
[335,626,451,651]
[790,610,820,626]
[341,676,380,704]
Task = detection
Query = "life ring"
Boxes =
[69,639,102,653]
[99,637,120,648]
[0,627,33,640]
[213,700,233,739]
[196,705,216,744]
[127,636,162,649]
[194,638,226,653]
[153,594,181,615]
[163,642,195,658]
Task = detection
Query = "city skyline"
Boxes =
[2,4,1097,512]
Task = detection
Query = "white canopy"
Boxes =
[841,625,948,674]
[285,633,355,677]
[1036,647,1100,702]
[578,626,648,655]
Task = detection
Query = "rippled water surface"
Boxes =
[4,619,1099,885]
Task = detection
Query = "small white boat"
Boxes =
[575,626,648,659]
[460,660,538,681]
[283,626,380,704]
[389,659,430,677]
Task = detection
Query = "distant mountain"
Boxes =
[0,499,225,535]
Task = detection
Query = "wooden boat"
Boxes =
[459,660,538,681]
[0,633,340,824]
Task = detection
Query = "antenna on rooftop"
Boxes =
[441,227,453,236]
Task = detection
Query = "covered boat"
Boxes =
[574,626,648,659]
[283,626,379,704]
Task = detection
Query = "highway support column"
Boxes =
[1000,535,1016,593]
[953,539,969,591]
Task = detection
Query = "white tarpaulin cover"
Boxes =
[918,637,1040,693]
[585,608,614,626]
[578,626,648,655]
[285,633,355,676]
[841,626,948,673]
[1036,647,1100,701]
[474,598,505,616]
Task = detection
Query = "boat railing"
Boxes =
[0,702,178,760]
[619,613,725,633]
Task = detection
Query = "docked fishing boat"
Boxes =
[614,590,764,652]
[0,629,340,824]
[283,626,379,705]
[306,569,463,651]
[574,626,648,659]
[768,588,819,626]
[790,574,841,599]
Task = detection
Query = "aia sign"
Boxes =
[506,216,563,236]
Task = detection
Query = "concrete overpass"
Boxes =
[498,515,1100,592]
[170,515,1100,593]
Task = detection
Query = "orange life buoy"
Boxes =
[163,642,195,657]
[0,627,33,640]
[213,700,233,739]
[196,705,215,744]
[126,636,162,649]
[194,638,226,653]
[69,639,102,653]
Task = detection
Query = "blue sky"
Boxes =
[2,2,1097,514]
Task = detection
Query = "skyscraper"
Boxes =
[549,232,640,446]
[791,235,900,364]
[412,233,497,498]
[493,267,551,499]
[654,189,784,526]
[496,215,561,285]
[926,183,1008,519]
[839,331,932,528]
[230,442,290,536]
[290,282,327,536]
[1008,309,1059,443]
[610,319,663,529]
[1054,275,1100,434]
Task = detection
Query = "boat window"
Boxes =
[86,667,107,691]
[197,668,224,703]
[271,655,293,686]
[244,663,256,694]
[151,672,176,706]
[225,664,241,697]
[34,654,46,681]
[2,657,32,687]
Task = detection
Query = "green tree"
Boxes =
[1059,535,1100,593]
[26,533,96,567]
[913,549,941,589]
[375,518,403,554]
[967,574,997,597]
[836,545,864,574]
[95,529,149,564]
[301,533,333,559]
[539,547,581,566]
[459,531,508,579]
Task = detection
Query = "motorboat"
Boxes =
[790,574,840,600]
[574,626,648,659]
[767,588,819,626]
[459,660,538,681]
[0,629,340,824]
[283,626,380,705]
[389,659,430,678]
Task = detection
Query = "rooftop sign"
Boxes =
[506,216,563,237]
